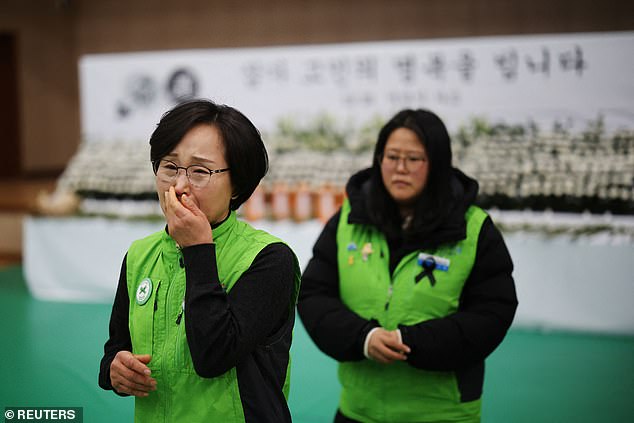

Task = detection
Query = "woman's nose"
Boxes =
[173,169,190,193]
[395,157,408,172]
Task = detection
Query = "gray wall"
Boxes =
[1,0,633,174]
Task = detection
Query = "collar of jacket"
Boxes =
[343,168,478,250]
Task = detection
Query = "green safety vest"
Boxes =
[336,199,488,423]
[126,211,299,422]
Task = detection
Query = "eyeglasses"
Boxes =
[380,152,427,171]
[152,159,230,188]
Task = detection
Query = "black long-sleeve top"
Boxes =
[99,241,296,421]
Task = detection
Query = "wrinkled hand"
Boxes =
[164,186,213,247]
[110,351,156,397]
[367,328,411,364]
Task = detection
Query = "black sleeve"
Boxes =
[400,217,518,371]
[98,254,132,395]
[297,210,378,362]
[182,242,295,378]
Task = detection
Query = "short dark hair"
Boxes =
[149,99,268,210]
[367,109,455,241]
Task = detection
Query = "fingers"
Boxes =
[382,330,411,355]
[163,187,213,247]
[115,379,156,398]
[127,353,153,374]
[180,193,201,215]
[164,188,207,224]
[369,342,407,363]
[367,329,411,364]
[111,357,156,396]
[110,351,157,397]
[165,187,188,218]
[136,353,152,365]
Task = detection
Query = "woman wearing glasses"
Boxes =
[99,100,300,422]
[298,109,517,423]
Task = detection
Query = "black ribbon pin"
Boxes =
[415,257,437,286]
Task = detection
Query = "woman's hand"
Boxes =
[164,186,213,247]
[367,328,411,364]
[110,351,157,397]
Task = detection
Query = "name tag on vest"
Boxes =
[417,253,450,271]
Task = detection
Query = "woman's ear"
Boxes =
[231,183,239,200]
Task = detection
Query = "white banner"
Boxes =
[79,31,634,143]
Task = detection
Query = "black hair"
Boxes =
[149,99,268,210]
[367,109,455,241]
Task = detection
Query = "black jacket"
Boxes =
[298,168,518,401]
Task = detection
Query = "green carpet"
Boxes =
[1,265,632,422]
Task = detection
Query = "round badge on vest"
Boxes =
[136,278,153,305]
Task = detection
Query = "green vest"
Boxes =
[126,211,299,422]
[336,199,488,423]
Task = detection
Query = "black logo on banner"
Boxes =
[116,67,200,119]
[166,68,199,103]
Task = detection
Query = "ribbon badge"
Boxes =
[415,253,450,287]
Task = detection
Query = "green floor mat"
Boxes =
[1,265,632,422]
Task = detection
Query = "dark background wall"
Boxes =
[1,0,632,175]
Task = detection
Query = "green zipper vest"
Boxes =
[336,199,488,423]
[126,211,300,422]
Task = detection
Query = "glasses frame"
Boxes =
[152,159,230,188]
[379,152,427,172]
